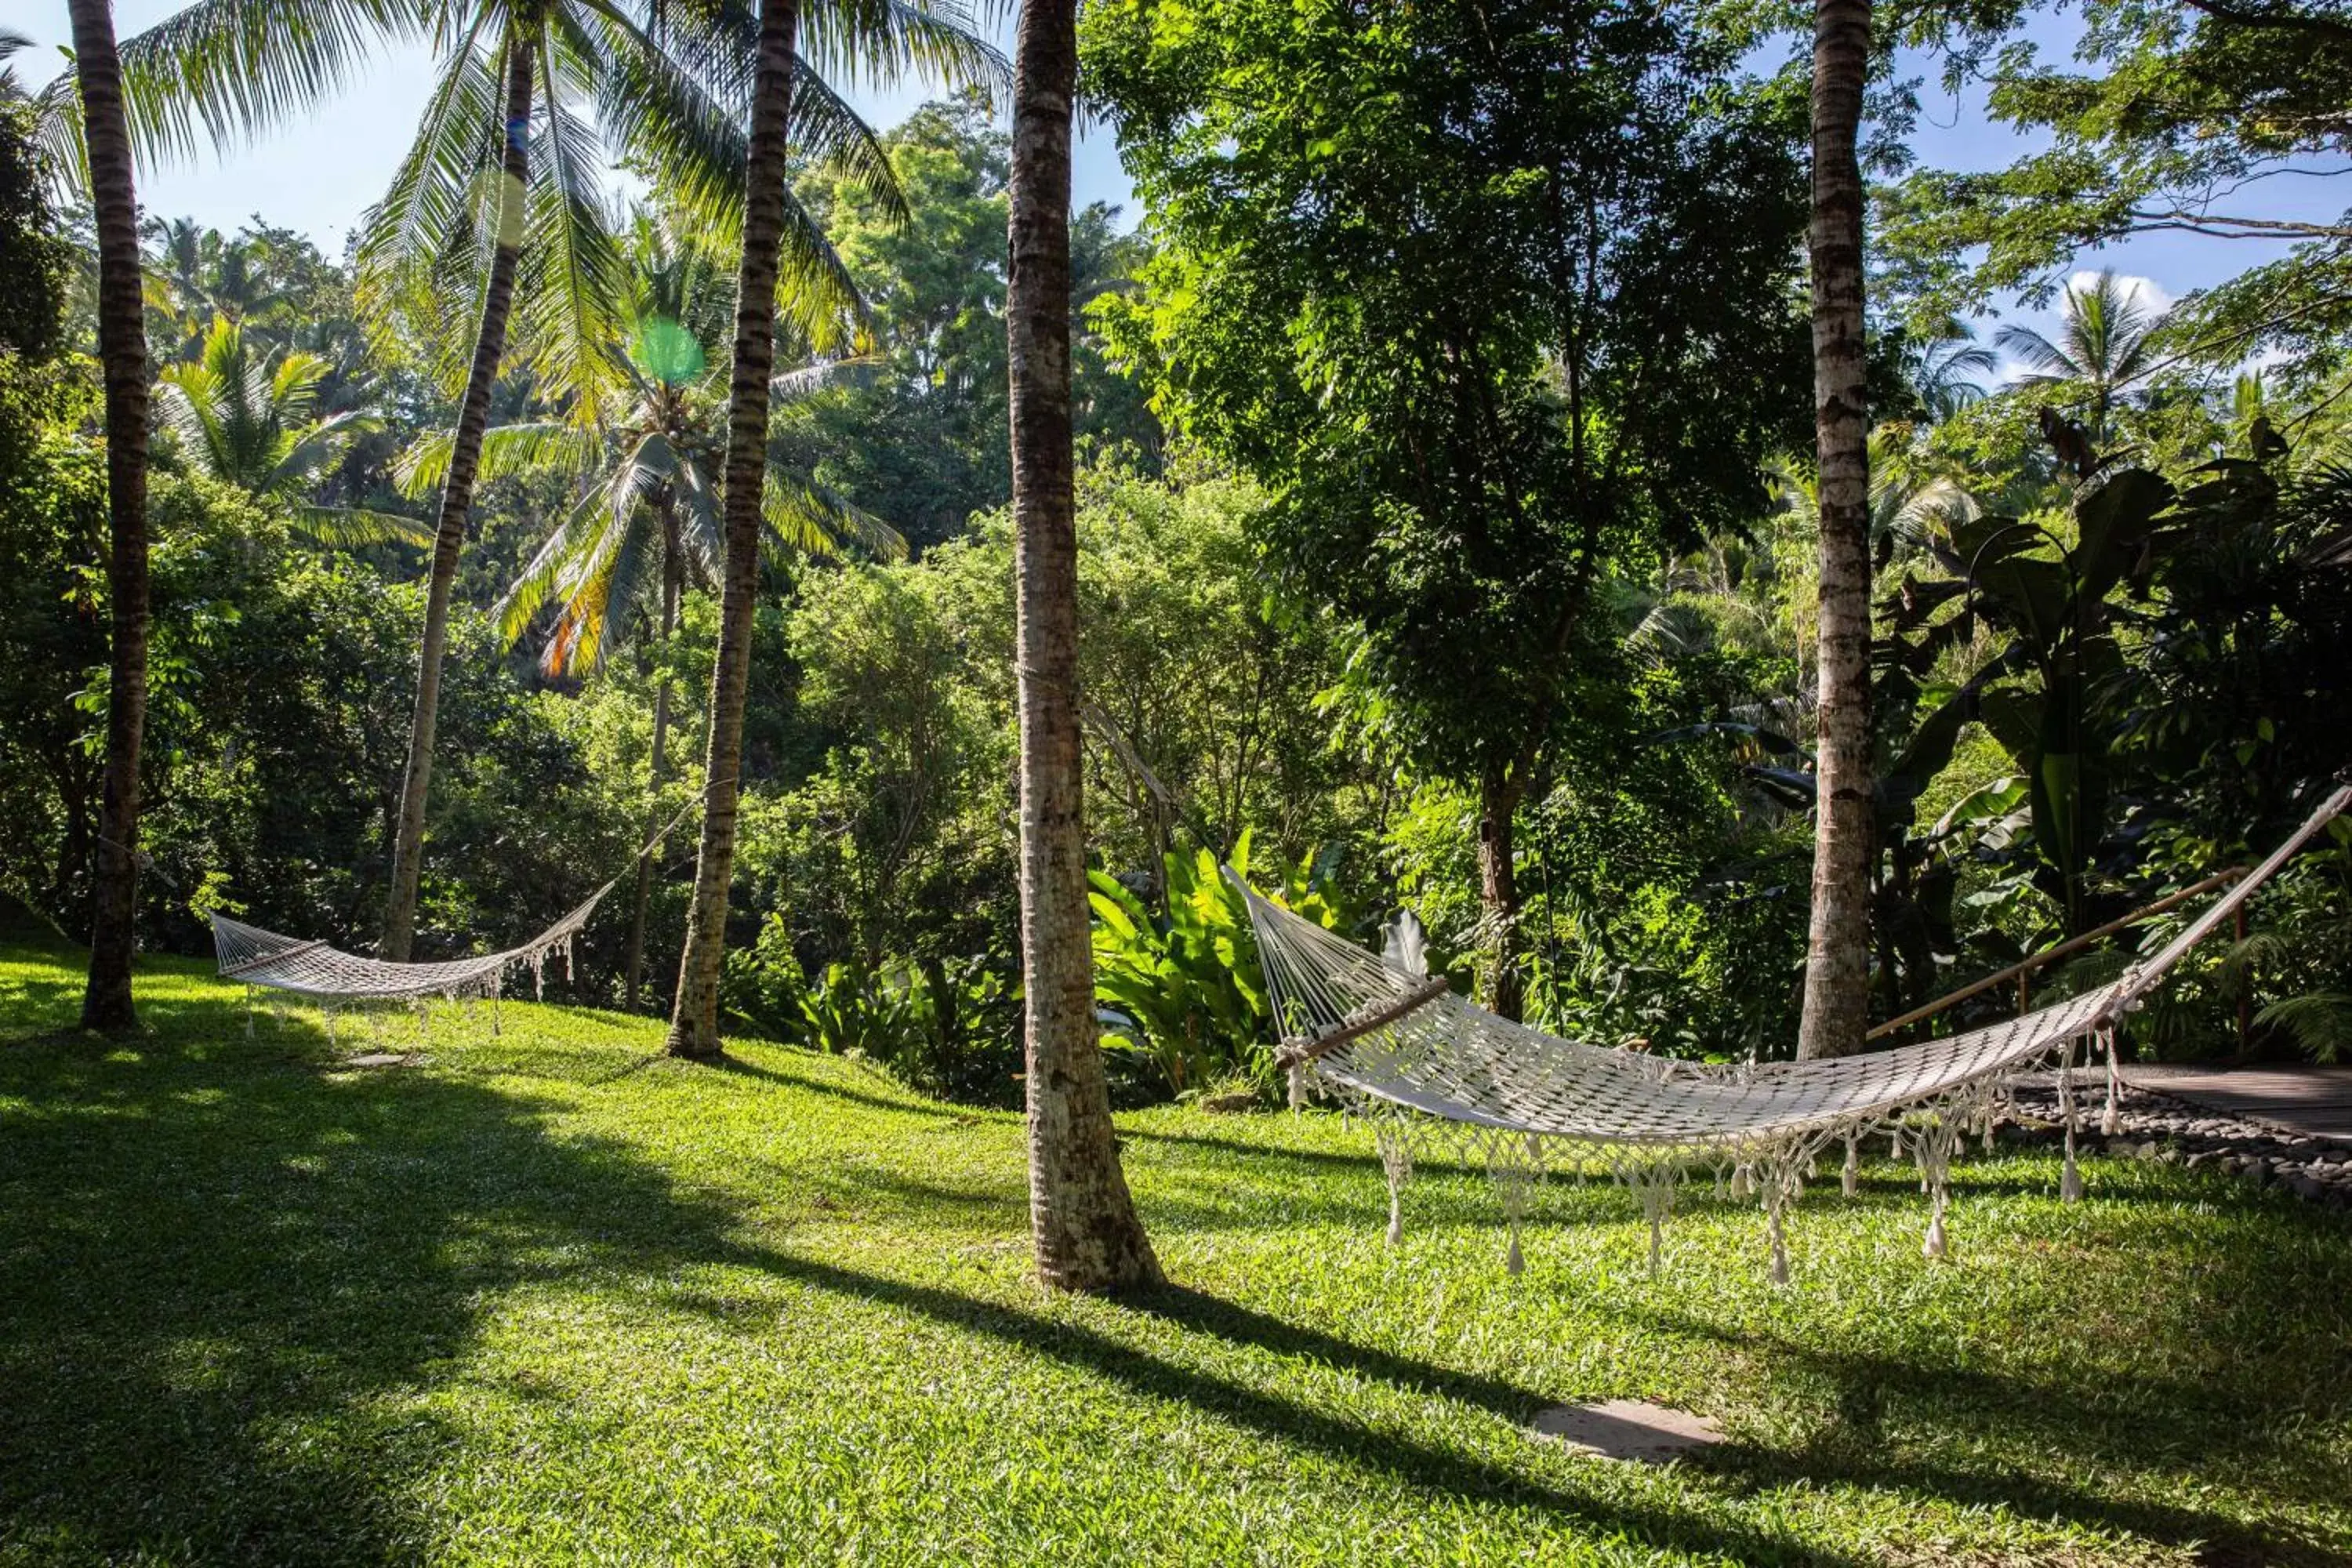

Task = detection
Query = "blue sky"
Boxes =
[17,1,1142,235]
[20,2,2344,366]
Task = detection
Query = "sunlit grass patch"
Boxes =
[2,940,2347,1566]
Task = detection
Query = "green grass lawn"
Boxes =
[4,937,2350,1566]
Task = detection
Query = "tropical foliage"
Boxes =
[7,0,2352,1087]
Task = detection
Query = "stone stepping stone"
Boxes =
[1530,1399,1725,1462]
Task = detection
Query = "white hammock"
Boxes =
[212,882,612,1007]
[206,791,708,1019]
[1240,783,2352,1278]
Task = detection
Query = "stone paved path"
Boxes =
[2002,1073,2352,1210]
[2125,1065,2352,1142]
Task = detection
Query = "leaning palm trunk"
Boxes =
[1797,0,1874,1061]
[1007,0,1161,1290]
[666,0,799,1059]
[623,514,685,1011]
[382,45,535,961]
[70,0,151,1033]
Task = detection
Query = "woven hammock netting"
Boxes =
[212,880,613,1029]
[1243,782,2352,1280]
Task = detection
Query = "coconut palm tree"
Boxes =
[1798,0,1874,1062]
[1004,0,1161,1290]
[37,0,1000,960]
[140,217,292,359]
[1994,270,2166,445]
[65,0,150,1033]
[662,0,801,1062]
[157,314,430,545]
[1909,318,1998,424]
[366,0,1000,960]
[396,256,903,1011]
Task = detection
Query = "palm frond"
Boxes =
[510,27,631,412]
[543,455,663,673]
[394,419,605,499]
[2253,993,2352,1064]
[37,0,423,191]
[290,504,435,548]
[1991,322,2080,384]
[154,376,229,482]
[789,64,910,230]
[583,5,753,238]
[760,467,907,561]
[497,482,612,648]
[673,452,724,583]
[771,354,885,401]
[797,0,1009,101]
[267,406,382,492]
[354,20,503,387]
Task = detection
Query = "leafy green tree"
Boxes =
[156,314,426,545]
[0,82,97,929]
[784,95,1160,550]
[1880,0,2352,390]
[38,0,990,959]
[1087,0,1809,1019]
[140,216,290,359]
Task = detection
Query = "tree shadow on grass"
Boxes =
[688,1240,1870,1568]
[712,1048,971,1120]
[1599,1271,2352,1566]
[0,967,1835,1567]
[15,951,2332,1566]
[0,986,757,1566]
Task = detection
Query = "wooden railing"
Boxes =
[1865,867,2248,1043]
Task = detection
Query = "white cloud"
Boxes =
[2066,270,2175,315]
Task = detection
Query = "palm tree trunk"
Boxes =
[1007,0,1160,1291]
[1796,0,1875,1061]
[666,0,798,1060]
[623,515,684,1011]
[381,43,535,961]
[71,0,151,1033]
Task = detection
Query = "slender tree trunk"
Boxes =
[666,0,798,1060]
[1478,768,1526,1022]
[71,0,151,1033]
[1796,0,1875,1061]
[1008,0,1161,1292]
[623,518,684,1011]
[381,44,535,960]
